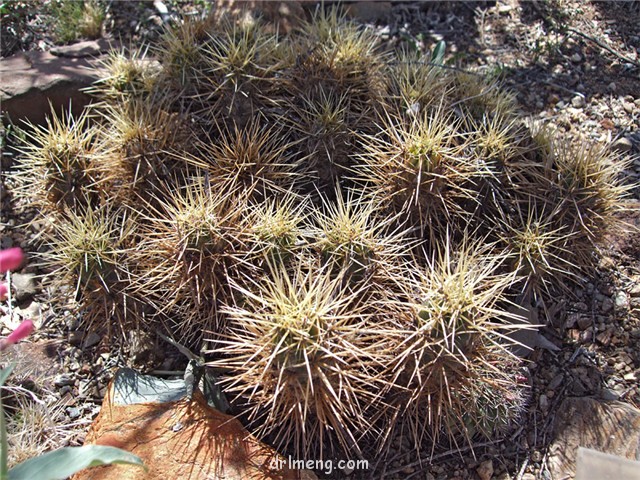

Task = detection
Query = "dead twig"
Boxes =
[381,440,502,477]
[566,27,640,68]
[515,457,529,480]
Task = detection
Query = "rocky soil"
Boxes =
[1,1,640,479]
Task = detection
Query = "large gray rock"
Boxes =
[576,448,640,480]
[0,39,115,125]
[548,397,640,479]
[9,272,37,302]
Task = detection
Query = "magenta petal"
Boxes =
[6,319,34,344]
[0,248,24,273]
[0,283,7,301]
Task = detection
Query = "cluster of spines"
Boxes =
[13,5,636,465]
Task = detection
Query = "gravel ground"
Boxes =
[1,1,639,479]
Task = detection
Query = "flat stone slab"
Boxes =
[576,448,640,480]
[72,370,318,480]
[548,397,640,479]
[0,39,116,124]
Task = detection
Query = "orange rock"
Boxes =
[72,378,317,480]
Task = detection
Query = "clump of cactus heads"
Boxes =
[311,188,413,287]
[495,202,576,297]
[154,15,214,93]
[196,17,283,126]
[510,132,636,285]
[15,109,98,214]
[13,3,638,469]
[246,191,308,265]
[209,259,385,460]
[288,7,386,108]
[88,48,159,101]
[540,141,633,249]
[378,240,528,451]
[473,113,528,167]
[184,119,304,199]
[356,106,478,240]
[133,178,249,342]
[387,47,448,114]
[287,86,354,193]
[451,71,518,121]
[91,98,192,206]
[43,206,143,339]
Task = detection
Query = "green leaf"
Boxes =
[431,40,446,65]
[8,446,144,480]
[0,364,15,387]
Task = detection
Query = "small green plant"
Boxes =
[47,0,104,44]
[0,2,36,56]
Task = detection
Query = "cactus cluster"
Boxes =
[14,6,634,464]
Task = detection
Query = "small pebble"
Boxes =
[68,360,81,371]
[548,373,564,390]
[54,374,75,388]
[571,95,585,108]
[83,332,102,349]
[0,237,13,249]
[615,291,629,309]
[575,301,588,311]
[69,331,84,347]
[531,450,543,463]
[580,328,594,343]
[571,52,582,63]
[476,460,494,480]
[539,394,550,413]
[67,406,82,420]
[577,316,592,330]
[613,137,633,153]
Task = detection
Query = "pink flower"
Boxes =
[0,248,24,273]
[7,320,34,344]
[0,319,34,352]
[0,283,7,301]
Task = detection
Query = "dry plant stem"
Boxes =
[380,439,503,477]
[6,271,12,322]
[515,457,529,480]
[566,27,640,67]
